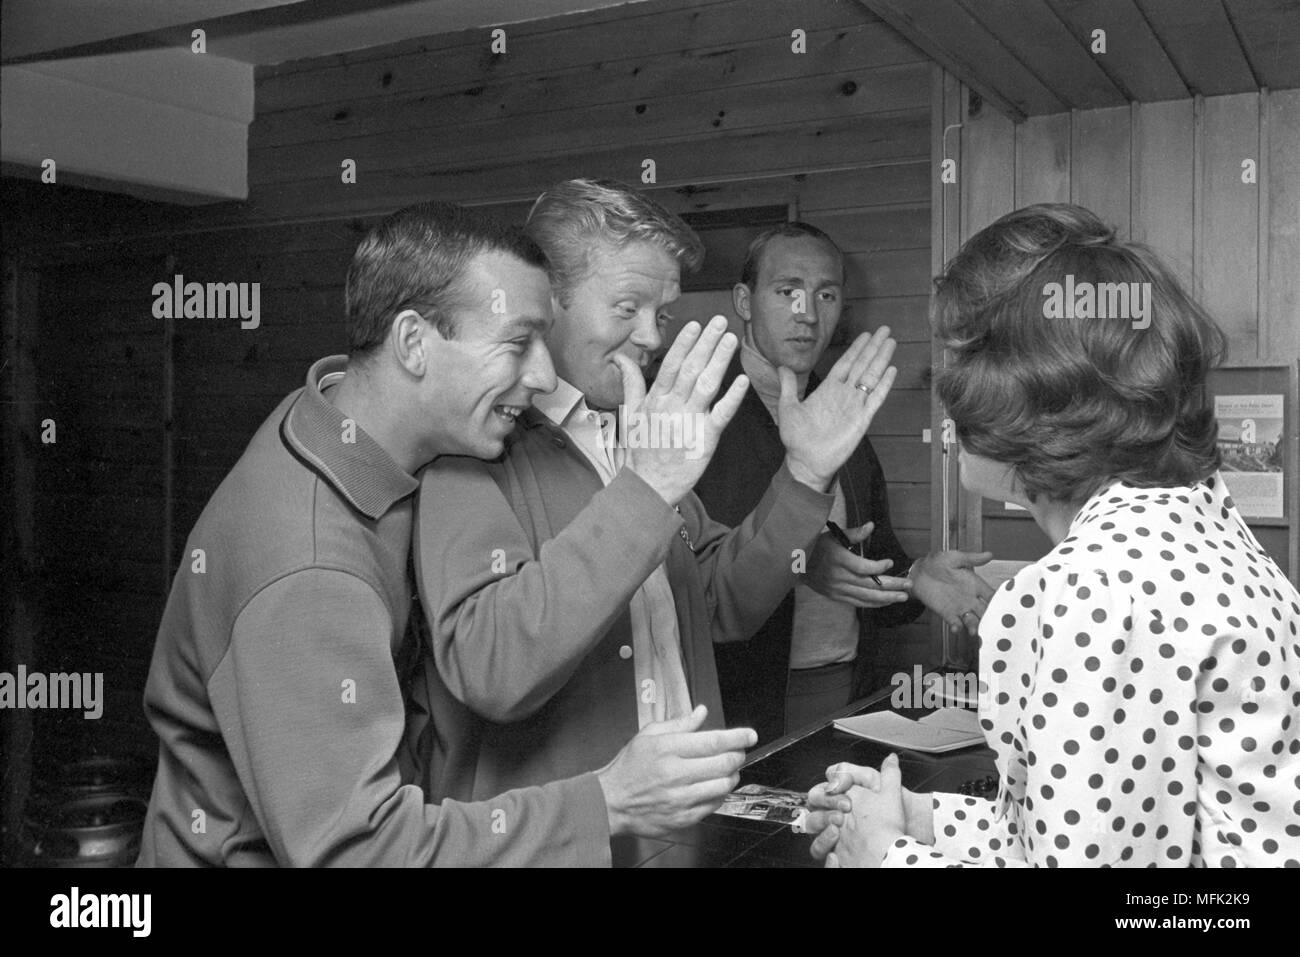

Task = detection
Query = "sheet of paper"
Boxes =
[832,708,985,754]
[922,671,980,708]
[918,706,983,734]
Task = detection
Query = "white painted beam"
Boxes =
[1,49,253,202]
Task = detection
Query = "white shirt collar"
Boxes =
[530,377,589,429]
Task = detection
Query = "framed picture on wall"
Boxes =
[972,360,1299,584]
[1207,361,1300,583]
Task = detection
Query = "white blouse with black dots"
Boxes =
[884,473,1300,867]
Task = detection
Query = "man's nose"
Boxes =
[630,310,663,355]
[524,340,558,395]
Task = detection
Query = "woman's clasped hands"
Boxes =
[803,755,936,867]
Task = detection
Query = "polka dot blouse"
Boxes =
[884,473,1300,867]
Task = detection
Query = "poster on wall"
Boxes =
[1215,393,1286,519]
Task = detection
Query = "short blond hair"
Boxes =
[525,178,704,306]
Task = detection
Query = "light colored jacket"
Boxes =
[411,406,832,801]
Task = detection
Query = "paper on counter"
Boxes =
[832,707,985,754]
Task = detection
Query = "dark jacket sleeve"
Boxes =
[857,440,925,630]
[679,461,834,644]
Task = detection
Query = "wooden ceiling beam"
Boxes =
[1222,0,1300,90]
[1045,0,1188,102]
[1135,0,1258,96]
[956,0,1128,109]
[856,0,1068,121]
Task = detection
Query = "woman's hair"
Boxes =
[933,203,1227,504]
[525,178,704,307]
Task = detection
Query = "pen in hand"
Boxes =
[824,520,884,587]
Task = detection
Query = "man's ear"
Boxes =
[732,282,751,323]
[390,309,431,374]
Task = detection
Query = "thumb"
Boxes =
[880,753,902,792]
[643,703,707,737]
[846,521,875,545]
[612,352,646,412]
[965,550,995,567]
[777,366,798,410]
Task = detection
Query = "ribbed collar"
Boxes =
[281,355,419,520]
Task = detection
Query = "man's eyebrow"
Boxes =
[768,275,842,287]
[499,315,550,335]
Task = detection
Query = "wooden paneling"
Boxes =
[2,255,40,865]
[1071,105,1132,236]
[1263,90,1300,364]
[859,0,1065,120]
[1223,0,1300,90]
[252,21,923,149]
[792,163,930,213]
[801,204,929,254]
[843,247,933,298]
[961,104,1015,240]
[933,66,964,562]
[867,0,1298,121]
[866,389,932,436]
[257,0,877,114]
[958,0,1126,110]
[1044,0,1188,103]
[206,112,930,227]
[1132,98,1194,287]
[1136,0,1259,97]
[249,65,931,187]
[882,481,932,529]
[847,295,931,343]
[1015,113,1071,205]
[1198,93,1260,357]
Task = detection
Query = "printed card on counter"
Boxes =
[714,784,807,823]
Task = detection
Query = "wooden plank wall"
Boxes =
[7,0,941,765]
[948,85,1300,580]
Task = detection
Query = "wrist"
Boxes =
[784,454,831,492]
[596,768,630,837]
[904,789,936,844]
[623,464,684,508]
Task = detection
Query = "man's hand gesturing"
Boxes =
[779,326,897,491]
[617,316,750,506]
[597,705,756,839]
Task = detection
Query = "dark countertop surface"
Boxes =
[612,683,999,868]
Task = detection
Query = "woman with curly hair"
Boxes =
[806,203,1300,867]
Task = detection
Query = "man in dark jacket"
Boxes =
[695,223,994,745]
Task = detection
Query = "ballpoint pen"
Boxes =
[824,519,884,587]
